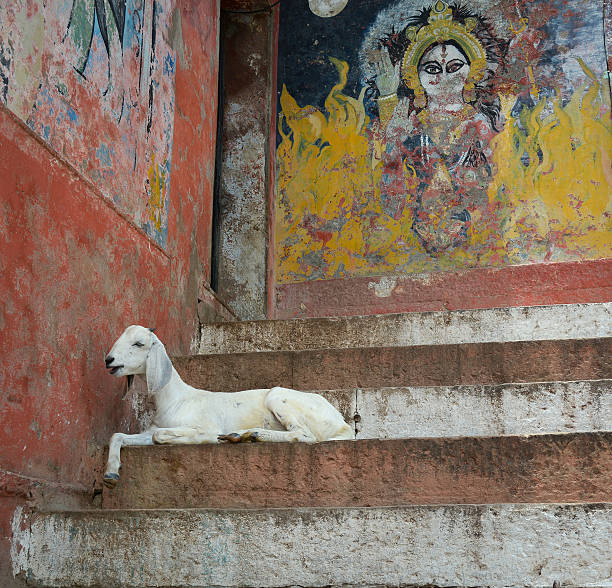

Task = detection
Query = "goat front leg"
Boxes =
[152,427,220,445]
[104,430,155,488]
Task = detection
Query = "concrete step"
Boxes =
[198,302,612,354]
[350,379,612,439]
[12,503,612,587]
[101,431,612,510]
[174,337,612,392]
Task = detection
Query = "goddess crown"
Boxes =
[401,0,487,106]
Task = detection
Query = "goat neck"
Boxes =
[152,366,192,413]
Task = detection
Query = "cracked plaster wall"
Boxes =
[0,2,233,585]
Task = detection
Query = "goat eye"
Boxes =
[133,342,144,347]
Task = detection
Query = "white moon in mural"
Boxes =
[308,0,349,18]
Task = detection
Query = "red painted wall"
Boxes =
[0,2,231,583]
[273,259,612,318]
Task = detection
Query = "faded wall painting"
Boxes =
[0,0,176,246]
[275,0,612,282]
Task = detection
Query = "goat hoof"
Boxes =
[218,433,242,443]
[103,473,119,488]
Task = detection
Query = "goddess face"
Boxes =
[417,43,469,101]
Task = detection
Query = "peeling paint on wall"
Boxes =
[368,276,398,297]
[0,0,177,246]
[275,0,612,284]
[0,1,224,581]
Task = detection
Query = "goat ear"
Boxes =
[145,340,172,393]
[148,327,156,333]
[122,375,134,400]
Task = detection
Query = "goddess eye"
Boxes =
[133,342,144,347]
[420,61,442,75]
[446,59,466,74]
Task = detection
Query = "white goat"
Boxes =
[103,325,354,486]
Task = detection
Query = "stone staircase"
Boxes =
[10,303,612,587]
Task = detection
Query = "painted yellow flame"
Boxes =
[488,60,612,262]
[276,58,612,284]
[147,153,167,232]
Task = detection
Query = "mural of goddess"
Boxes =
[365,0,509,254]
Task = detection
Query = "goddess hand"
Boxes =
[374,49,400,97]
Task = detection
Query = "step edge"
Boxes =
[32,501,612,516]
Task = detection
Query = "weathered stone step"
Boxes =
[174,337,612,392]
[12,503,612,587]
[102,432,612,510]
[349,380,612,439]
[198,302,612,354]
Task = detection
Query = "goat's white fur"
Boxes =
[103,325,354,486]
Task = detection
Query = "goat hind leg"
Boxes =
[218,428,316,443]
[266,395,318,442]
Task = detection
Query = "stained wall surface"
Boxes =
[1,0,178,246]
[272,0,612,317]
[215,9,272,320]
[0,1,229,584]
